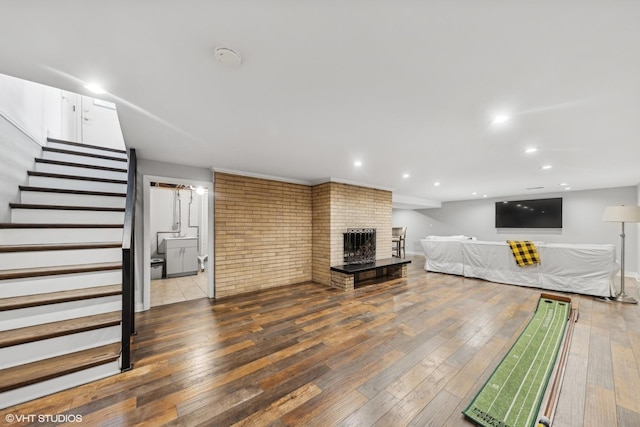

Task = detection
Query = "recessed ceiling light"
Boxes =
[492,115,510,124]
[354,160,362,167]
[525,147,538,154]
[402,173,410,179]
[560,183,567,186]
[434,182,440,186]
[472,192,477,195]
[483,194,488,198]
[84,83,106,94]
[565,187,572,191]
[541,165,552,170]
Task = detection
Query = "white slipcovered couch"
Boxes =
[420,236,619,297]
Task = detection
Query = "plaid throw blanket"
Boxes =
[507,240,541,267]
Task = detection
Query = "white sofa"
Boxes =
[420,236,619,297]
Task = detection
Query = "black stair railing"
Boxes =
[121,148,136,371]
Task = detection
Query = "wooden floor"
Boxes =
[3,255,640,426]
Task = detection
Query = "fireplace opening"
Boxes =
[343,228,376,265]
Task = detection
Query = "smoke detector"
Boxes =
[214,47,242,67]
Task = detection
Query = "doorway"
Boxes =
[60,91,125,149]
[142,175,214,311]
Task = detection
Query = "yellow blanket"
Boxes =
[507,240,541,267]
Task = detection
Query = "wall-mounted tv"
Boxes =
[495,197,563,228]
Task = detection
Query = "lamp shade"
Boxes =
[602,205,640,222]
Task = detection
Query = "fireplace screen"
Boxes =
[343,228,376,265]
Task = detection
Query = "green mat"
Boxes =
[463,296,570,427]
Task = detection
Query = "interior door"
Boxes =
[80,95,126,150]
[60,91,81,142]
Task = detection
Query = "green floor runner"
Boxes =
[463,296,570,427]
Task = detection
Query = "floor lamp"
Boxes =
[602,205,640,304]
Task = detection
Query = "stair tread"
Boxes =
[0,242,121,253]
[0,342,120,393]
[0,223,123,229]
[28,171,127,184]
[35,158,127,173]
[0,284,121,311]
[0,262,122,280]
[19,186,126,197]
[0,311,121,348]
[43,147,127,162]
[10,203,125,212]
[47,137,127,155]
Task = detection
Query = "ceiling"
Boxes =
[1,1,639,207]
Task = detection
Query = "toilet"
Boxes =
[197,254,208,272]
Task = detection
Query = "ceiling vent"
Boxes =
[526,186,545,190]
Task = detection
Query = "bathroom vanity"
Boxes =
[163,237,198,278]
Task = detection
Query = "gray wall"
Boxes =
[0,116,42,222]
[393,186,639,275]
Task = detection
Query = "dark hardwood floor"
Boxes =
[2,255,639,426]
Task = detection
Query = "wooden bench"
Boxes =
[330,258,411,291]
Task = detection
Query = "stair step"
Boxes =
[0,342,120,393]
[0,242,120,253]
[42,150,128,171]
[0,262,121,281]
[0,223,123,229]
[19,187,126,208]
[28,171,128,193]
[35,158,127,173]
[0,311,121,348]
[27,171,127,185]
[35,159,127,180]
[19,186,126,198]
[10,203,124,212]
[42,147,127,163]
[11,208,124,225]
[0,224,123,245]
[0,284,121,311]
[47,137,127,155]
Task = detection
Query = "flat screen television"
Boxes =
[495,197,563,228]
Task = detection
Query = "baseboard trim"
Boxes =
[619,271,639,281]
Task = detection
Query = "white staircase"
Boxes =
[0,137,128,409]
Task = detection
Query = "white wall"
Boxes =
[0,73,61,144]
[0,74,63,222]
[0,116,42,222]
[149,186,205,257]
[393,186,639,274]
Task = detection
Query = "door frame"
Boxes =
[141,174,214,311]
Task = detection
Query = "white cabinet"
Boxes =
[164,237,198,278]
